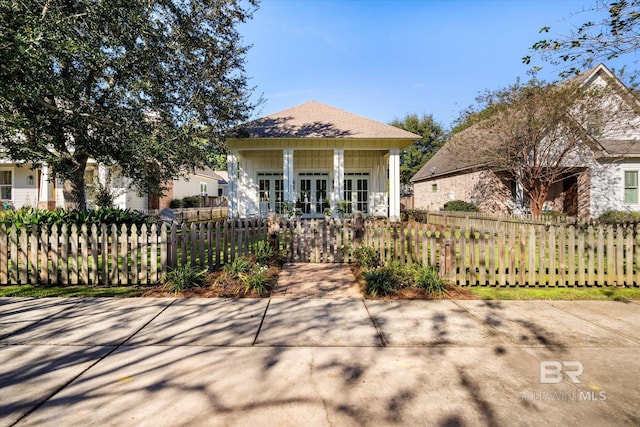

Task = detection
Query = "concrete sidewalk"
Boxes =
[1,297,639,426]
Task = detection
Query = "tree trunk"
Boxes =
[61,154,89,210]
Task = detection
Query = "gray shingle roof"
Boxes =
[412,64,640,182]
[236,101,421,140]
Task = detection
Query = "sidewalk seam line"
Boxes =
[252,298,271,346]
[10,299,177,427]
[362,299,386,347]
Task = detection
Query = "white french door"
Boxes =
[298,173,329,214]
[344,173,369,214]
[258,173,284,214]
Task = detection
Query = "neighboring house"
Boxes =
[214,170,229,199]
[147,168,221,209]
[0,155,221,211]
[0,160,42,209]
[226,101,420,219]
[412,64,640,219]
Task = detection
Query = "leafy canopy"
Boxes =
[0,0,258,209]
[524,0,640,79]
[389,113,445,188]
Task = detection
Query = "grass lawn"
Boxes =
[468,286,640,301]
[0,285,145,298]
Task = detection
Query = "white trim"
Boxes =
[283,148,294,203]
[389,148,400,221]
[333,148,344,215]
[227,150,239,218]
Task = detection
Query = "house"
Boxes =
[0,156,224,212]
[226,101,420,219]
[411,64,640,219]
[147,168,225,210]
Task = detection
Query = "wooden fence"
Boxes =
[0,220,266,286]
[2,217,639,287]
[418,210,576,232]
[145,207,228,223]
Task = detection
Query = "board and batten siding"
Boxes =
[236,149,390,216]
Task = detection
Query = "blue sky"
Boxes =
[240,0,633,129]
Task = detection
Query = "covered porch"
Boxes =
[228,147,400,219]
[226,101,419,220]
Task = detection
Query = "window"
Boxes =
[625,171,638,204]
[0,171,11,201]
[200,182,208,194]
[431,184,437,192]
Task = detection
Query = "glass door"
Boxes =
[298,173,328,215]
[257,173,284,214]
[344,173,369,214]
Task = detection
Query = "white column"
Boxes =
[38,165,49,205]
[333,148,344,216]
[283,148,295,203]
[227,149,239,218]
[98,164,108,185]
[389,148,400,221]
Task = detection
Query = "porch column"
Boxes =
[98,163,108,185]
[227,149,239,218]
[283,148,295,203]
[333,148,344,216]
[389,148,400,221]
[38,165,52,210]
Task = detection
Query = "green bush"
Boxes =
[164,263,207,293]
[240,265,272,295]
[443,200,480,213]
[598,210,640,224]
[353,245,381,269]
[413,264,444,296]
[223,257,253,279]
[364,267,395,297]
[0,207,151,229]
[182,196,201,208]
[253,241,274,265]
[169,199,183,208]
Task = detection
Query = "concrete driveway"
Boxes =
[1,297,639,426]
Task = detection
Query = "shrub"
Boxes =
[239,265,272,295]
[253,241,274,265]
[223,257,253,279]
[0,207,151,229]
[598,210,640,224]
[443,200,480,213]
[364,267,395,297]
[413,264,445,296]
[170,199,183,209]
[182,196,201,208]
[164,263,207,293]
[93,181,116,209]
[353,246,381,270]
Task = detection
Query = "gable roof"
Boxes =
[235,101,421,140]
[412,64,640,183]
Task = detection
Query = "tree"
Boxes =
[390,114,445,193]
[523,0,640,78]
[0,0,257,210]
[451,76,635,216]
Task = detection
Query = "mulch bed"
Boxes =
[141,266,280,298]
[142,263,477,300]
[349,264,478,300]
